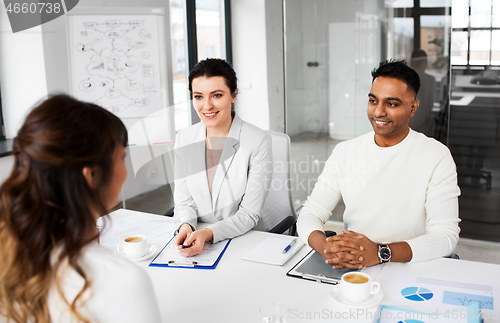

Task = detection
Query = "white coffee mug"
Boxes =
[120,234,148,258]
[340,272,380,303]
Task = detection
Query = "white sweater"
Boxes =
[297,130,461,262]
[48,242,161,323]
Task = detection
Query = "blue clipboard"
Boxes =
[148,236,231,270]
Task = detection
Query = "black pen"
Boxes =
[283,238,298,253]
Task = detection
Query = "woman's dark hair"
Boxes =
[371,59,420,96]
[188,58,238,95]
[0,94,128,323]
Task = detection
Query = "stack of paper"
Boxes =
[150,238,231,268]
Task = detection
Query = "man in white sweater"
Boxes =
[297,60,461,269]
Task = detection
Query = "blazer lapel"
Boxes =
[211,114,242,208]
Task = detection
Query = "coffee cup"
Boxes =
[340,272,380,303]
[121,234,148,258]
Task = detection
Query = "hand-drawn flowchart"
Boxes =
[68,14,166,118]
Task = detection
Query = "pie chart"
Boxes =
[401,287,434,301]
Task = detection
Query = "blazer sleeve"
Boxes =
[173,130,199,229]
[208,132,272,243]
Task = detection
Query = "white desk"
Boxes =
[108,209,500,322]
[454,75,500,90]
[450,91,500,106]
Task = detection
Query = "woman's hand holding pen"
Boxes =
[174,225,214,257]
[173,223,194,249]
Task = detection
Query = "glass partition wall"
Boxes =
[285,0,500,243]
[283,0,455,224]
[448,0,500,241]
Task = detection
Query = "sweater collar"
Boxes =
[371,128,415,150]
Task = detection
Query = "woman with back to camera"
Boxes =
[172,58,272,257]
[0,95,161,322]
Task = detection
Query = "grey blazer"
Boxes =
[173,114,272,243]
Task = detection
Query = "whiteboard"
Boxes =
[66,8,175,180]
[67,9,168,119]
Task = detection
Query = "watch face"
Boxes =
[380,247,391,260]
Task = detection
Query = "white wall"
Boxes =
[231,0,269,130]
[0,7,48,139]
[0,155,14,185]
[231,0,284,132]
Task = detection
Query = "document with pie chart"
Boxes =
[374,302,481,323]
[385,273,497,315]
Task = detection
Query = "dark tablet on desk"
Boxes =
[286,249,360,285]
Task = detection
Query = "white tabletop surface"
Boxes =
[450,90,500,106]
[454,75,500,90]
[108,209,500,323]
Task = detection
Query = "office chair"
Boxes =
[260,131,298,236]
[164,207,174,216]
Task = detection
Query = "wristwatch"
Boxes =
[378,244,391,263]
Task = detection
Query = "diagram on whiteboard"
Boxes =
[68,14,166,118]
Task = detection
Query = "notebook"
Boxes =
[242,236,304,266]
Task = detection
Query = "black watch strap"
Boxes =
[378,244,391,263]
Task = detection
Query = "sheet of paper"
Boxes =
[241,237,304,266]
[373,303,482,323]
[151,238,230,267]
[362,263,383,280]
[384,273,497,318]
[98,211,177,251]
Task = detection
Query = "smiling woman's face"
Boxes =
[191,76,236,135]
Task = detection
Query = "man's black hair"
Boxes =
[371,59,420,96]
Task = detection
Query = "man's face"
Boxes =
[367,76,419,147]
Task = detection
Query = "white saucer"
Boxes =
[115,244,158,262]
[329,286,384,309]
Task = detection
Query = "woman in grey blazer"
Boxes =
[172,58,272,257]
